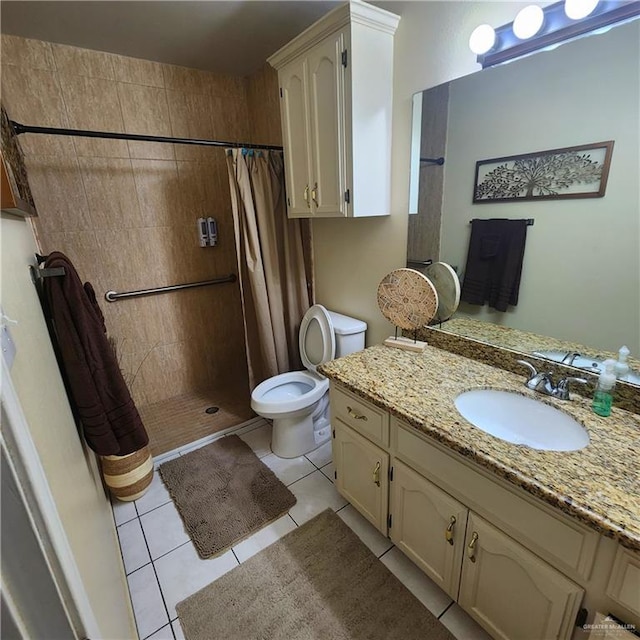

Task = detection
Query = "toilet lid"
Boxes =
[299,305,336,373]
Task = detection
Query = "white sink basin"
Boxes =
[455,389,589,451]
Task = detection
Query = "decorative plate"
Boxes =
[377,268,439,331]
[424,262,461,323]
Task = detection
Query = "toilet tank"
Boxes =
[327,310,367,357]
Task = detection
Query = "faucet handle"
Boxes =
[554,376,588,400]
[516,360,538,378]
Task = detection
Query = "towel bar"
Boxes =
[105,274,237,302]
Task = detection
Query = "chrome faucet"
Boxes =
[561,352,581,365]
[517,360,587,401]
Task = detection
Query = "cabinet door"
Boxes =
[307,30,347,217]
[459,513,584,640]
[389,460,467,600]
[279,58,313,217]
[333,419,388,534]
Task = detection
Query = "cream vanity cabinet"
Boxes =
[268,1,400,218]
[330,384,590,640]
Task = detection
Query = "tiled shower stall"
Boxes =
[1,34,282,454]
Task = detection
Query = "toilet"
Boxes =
[251,305,367,458]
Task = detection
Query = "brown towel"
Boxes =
[43,252,149,456]
[460,219,528,312]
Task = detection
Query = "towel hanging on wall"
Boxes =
[459,218,529,312]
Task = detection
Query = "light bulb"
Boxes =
[565,0,599,20]
[513,5,545,39]
[469,24,496,55]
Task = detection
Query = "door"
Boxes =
[390,460,468,600]
[279,57,313,217]
[333,420,388,534]
[459,512,584,640]
[307,29,347,217]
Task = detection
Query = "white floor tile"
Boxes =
[305,440,332,468]
[118,519,151,574]
[287,470,347,526]
[145,623,175,640]
[112,498,137,526]
[239,422,272,458]
[440,603,493,640]
[232,514,298,563]
[154,543,238,618]
[320,461,335,482]
[140,501,190,560]
[380,547,452,618]
[127,564,169,639]
[135,469,172,516]
[171,618,185,640]
[337,504,393,558]
[261,452,316,486]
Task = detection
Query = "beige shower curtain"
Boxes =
[225,149,314,390]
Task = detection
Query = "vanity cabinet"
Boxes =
[268,1,400,218]
[330,383,589,640]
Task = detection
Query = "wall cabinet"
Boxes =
[329,383,602,640]
[268,1,400,218]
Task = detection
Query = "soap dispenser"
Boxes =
[614,345,630,379]
[592,359,616,417]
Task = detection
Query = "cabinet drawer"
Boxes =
[392,418,599,580]
[607,546,640,616]
[330,385,389,447]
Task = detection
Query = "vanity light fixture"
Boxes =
[471,0,640,68]
[469,24,497,54]
[513,5,545,39]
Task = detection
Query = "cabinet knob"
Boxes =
[373,461,381,487]
[445,515,456,545]
[347,406,368,421]
[303,184,311,208]
[467,531,479,563]
[311,182,319,206]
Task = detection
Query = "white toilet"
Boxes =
[251,305,367,458]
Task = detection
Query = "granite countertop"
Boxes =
[318,344,640,552]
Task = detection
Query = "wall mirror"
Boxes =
[408,18,640,386]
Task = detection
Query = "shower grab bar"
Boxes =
[105,274,237,302]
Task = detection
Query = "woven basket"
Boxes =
[101,445,153,502]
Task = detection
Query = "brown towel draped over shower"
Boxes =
[43,252,149,456]
[460,219,529,312]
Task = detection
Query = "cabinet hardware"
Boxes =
[334,470,337,480]
[346,406,367,421]
[342,49,348,67]
[373,461,381,487]
[389,466,393,481]
[344,188,350,204]
[445,516,456,545]
[467,531,479,563]
[332,429,335,438]
[311,182,319,206]
[303,184,310,208]
[279,87,283,98]
[388,513,392,528]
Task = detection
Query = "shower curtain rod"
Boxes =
[9,120,284,151]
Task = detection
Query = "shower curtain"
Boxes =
[225,149,314,390]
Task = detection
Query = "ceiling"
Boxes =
[0,1,378,76]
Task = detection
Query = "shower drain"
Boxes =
[205,406,220,415]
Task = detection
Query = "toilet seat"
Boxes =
[251,371,329,416]
[299,305,336,373]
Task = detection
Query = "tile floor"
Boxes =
[113,420,492,640]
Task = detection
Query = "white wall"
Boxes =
[440,21,639,354]
[0,214,137,639]
[312,1,526,345]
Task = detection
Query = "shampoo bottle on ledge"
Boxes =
[592,359,616,417]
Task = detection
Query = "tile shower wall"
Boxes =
[1,36,281,408]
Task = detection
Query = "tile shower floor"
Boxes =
[112,420,492,640]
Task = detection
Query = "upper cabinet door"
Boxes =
[279,58,313,218]
[307,30,347,218]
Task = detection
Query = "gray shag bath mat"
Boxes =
[159,435,296,559]
[176,509,457,640]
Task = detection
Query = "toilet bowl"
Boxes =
[251,305,366,458]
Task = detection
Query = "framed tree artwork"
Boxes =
[473,141,614,203]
